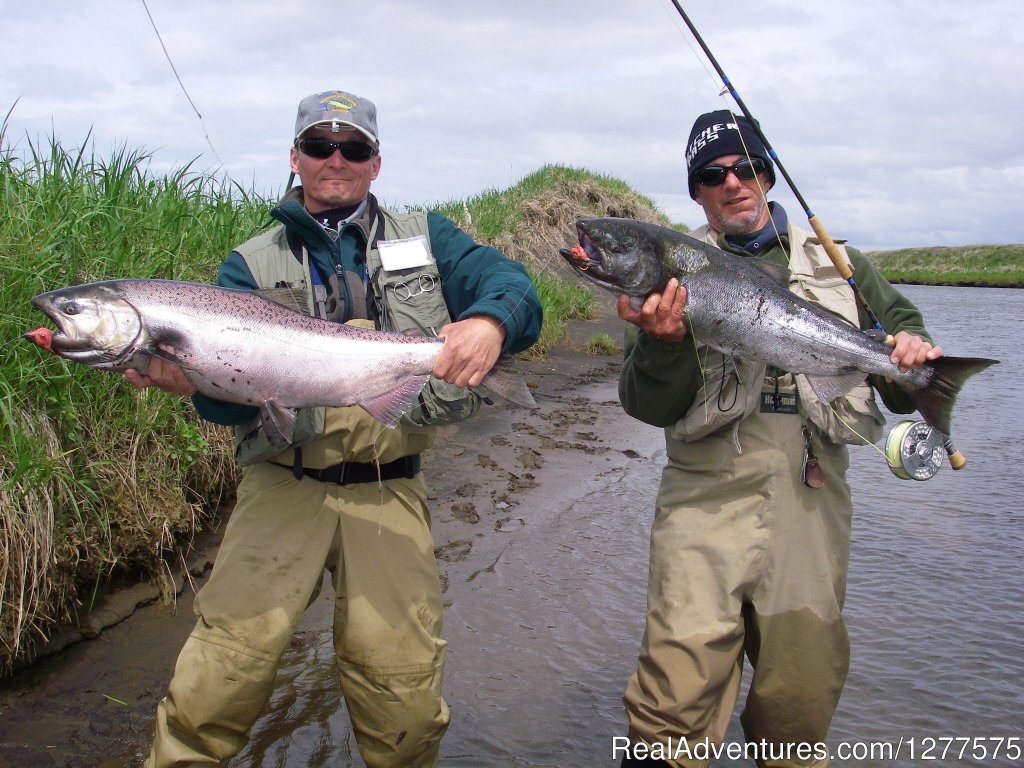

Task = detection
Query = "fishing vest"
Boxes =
[669,224,885,447]
[231,204,480,466]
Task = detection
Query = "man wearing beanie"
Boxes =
[128,89,542,768]
[614,109,941,767]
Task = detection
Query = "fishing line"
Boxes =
[139,0,222,166]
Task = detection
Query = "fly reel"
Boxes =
[885,420,944,481]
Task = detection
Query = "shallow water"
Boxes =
[237,286,1024,767]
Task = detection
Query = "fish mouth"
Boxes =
[29,295,90,351]
[558,225,602,269]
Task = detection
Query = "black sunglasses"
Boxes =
[295,138,378,163]
[695,157,768,187]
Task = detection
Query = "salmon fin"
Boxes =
[805,372,869,404]
[359,374,431,428]
[478,359,538,409]
[255,287,310,315]
[260,401,297,447]
[145,345,183,366]
[730,357,762,391]
[910,356,998,436]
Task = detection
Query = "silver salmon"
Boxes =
[25,278,535,442]
[560,217,997,437]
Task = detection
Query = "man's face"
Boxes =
[290,127,381,213]
[693,153,772,236]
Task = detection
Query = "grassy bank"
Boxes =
[866,244,1024,287]
[0,134,666,672]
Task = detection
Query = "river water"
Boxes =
[231,285,1022,768]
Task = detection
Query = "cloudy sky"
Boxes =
[3,0,1021,250]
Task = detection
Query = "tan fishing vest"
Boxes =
[670,224,885,447]
[231,207,477,466]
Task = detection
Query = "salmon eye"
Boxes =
[63,301,81,315]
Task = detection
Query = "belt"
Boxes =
[273,454,421,485]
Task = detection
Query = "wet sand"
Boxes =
[0,306,636,768]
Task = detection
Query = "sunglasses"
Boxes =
[695,157,768,187]
[295,138,378,163]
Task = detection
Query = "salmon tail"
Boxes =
[912,356,998,435]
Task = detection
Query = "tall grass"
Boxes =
[0,132,265,669]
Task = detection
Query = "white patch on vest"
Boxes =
[378,235,434,271]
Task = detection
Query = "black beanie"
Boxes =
[685,109,775,199]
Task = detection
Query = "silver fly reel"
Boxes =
[885,420,944,481]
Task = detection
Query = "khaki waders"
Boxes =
[146,461,450,768]
[623,407,852,768]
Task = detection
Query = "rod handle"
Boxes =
[808,215,853,280]
[944,437,967,470]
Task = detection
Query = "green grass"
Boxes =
[0,133,263,669]
[866,244,1024,287]
[584,332,621,356]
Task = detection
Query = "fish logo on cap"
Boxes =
[319,93,357,114]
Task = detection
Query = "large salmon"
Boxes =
[560,217,997,437]
[25,278,534,442]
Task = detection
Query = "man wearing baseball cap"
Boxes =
[614,109,941,766]
[132,90,542,768]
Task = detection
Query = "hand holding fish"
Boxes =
[434,315,507,388]
[888,331,943,370]
[616,278,689,342]
[124,348,197,396]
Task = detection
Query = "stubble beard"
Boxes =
[707,197,768,236]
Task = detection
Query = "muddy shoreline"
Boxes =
[0,306,635,768]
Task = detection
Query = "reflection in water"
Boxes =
[233,287,1023,768]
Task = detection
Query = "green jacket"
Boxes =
[193,190,542,425]
[619,219,931,428]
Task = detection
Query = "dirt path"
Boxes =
[0,307,631,768]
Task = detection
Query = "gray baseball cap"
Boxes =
[294,90,378,146]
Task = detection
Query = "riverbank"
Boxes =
[866,243,1024,287]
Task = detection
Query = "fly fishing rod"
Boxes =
[668,0,967,472]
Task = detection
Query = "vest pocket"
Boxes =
[374,265,451,336]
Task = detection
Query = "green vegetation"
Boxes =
[584,332,621,356]
[866,244,1024,287]
[0,134,259,670]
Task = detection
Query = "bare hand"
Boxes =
[616,278,689,342]
[124,351,197,396]
[433,316,507,388]
[889,330,943,370]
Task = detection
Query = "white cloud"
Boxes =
[2,0,1021,249]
